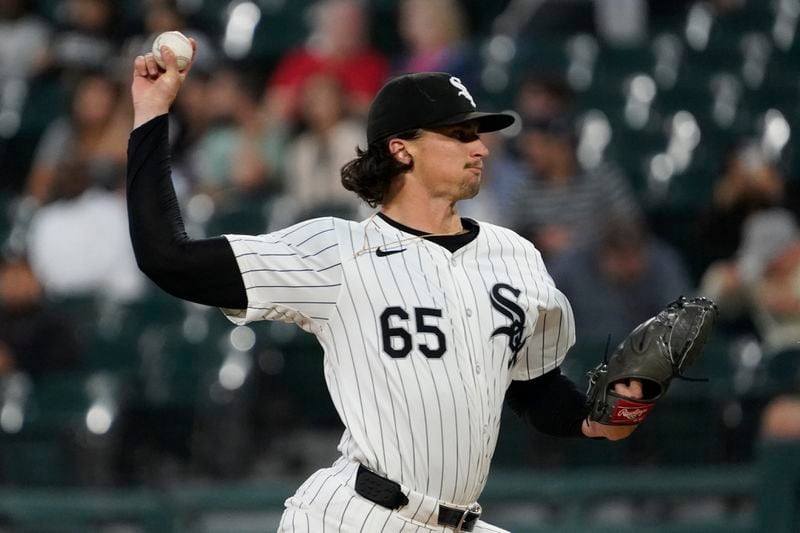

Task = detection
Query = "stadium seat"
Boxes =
[137,322,221,410]
[490,35,573,108]
[0,192,12,244]
[204,197,272,237]
[0,437,69,487]
[592,45,656,97]
[0,370,125,487]
[756,440,800,532]
[241,0,314,67]
[259,321,336,426]
[0,489,170,531]
[761,348,800,396]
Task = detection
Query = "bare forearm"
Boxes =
[133,106,170,130]
[581,418,635,440]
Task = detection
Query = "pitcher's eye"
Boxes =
[430,124,480,142]
[457,130,480,142]
[447,128,479,142]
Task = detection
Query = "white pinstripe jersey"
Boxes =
[223,214,575,506]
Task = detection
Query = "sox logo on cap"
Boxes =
[449,76,476,107]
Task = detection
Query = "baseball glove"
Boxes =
[586,296,718,425]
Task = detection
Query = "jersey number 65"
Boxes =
[380,306,447,359]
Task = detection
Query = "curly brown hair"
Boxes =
[340,130,421,207]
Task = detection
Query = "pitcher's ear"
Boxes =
[388,139,412,164]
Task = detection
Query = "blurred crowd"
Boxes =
[0,0,799,487]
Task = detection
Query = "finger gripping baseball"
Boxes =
[586,296,718,425]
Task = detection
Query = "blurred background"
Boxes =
[0,0,799,531]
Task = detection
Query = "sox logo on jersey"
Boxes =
[489,283,529,369]
[221,214,575,532]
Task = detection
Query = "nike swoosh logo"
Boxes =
[376,247,407,257]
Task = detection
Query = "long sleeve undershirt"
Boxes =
[506,368,589,437]
[127,114,247,309]
[126,114,589,438]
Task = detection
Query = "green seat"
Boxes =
[634,394,722,465]
[494,409,627,469]
[205,197,271,237]
[485,35,573,109]
[246,0,315,67]
[0,489,170,531]
[50,294,98,328]
[592,45,656,97]
[757,56,800,111]
[26,372,94,433]
[261,322,335,425]
[84,290,186,373]
[0,438,69,486]
[756,441,800,533]
[663,162,718,211]
[24,371,125,434]
[168,481,290,531]
[690,331,736,397]
[709,4,774,44]
[137,324,220,409]
[762,349,800,396]
[0,192,12,240]
[608,125,666,193]
[0,371,125,486]
[1,73,66,189]
[127,288,188,326]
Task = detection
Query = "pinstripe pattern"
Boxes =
[277,458,510,532]
[224,215,574,530]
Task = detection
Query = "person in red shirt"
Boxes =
[265,0,388,122]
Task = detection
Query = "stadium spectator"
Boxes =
[695,142,788,274]
[195,64,286,203]
[509,111,641,262]
[760,395,800,440]
[515,73,575,124]
[548,214,692,373]
[0,0,53,192]
[0,0,50,80]
[23,68,129,204]
[393,0,476,86]
[0,256,81,378]
[458,74,574,226]
[699,207,800,355]
[280,73,366,223]
[41,0,119,76]
[167,66,214,199]
[263,0,388,122]
[26,156,145,302]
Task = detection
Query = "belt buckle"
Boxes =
[455,502,482,532]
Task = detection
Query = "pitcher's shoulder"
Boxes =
[476,220,539,252]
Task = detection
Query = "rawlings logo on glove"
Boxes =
[611,399,654,424]
[586,296,718,426]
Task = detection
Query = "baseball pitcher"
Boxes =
[127,41,716,532]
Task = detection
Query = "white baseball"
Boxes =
[152,31,193,71]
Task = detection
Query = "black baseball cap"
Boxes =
[366,72,515,145]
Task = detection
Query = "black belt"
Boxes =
[355,464,482,532]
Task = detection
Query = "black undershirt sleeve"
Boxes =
[126,114,247,309]
[506,367,590,438]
